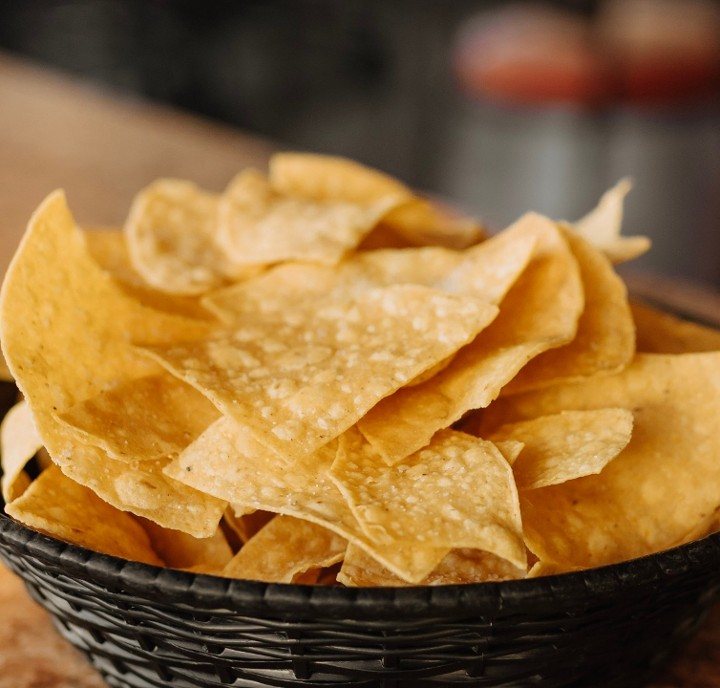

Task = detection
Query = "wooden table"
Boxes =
[1,51,720,687]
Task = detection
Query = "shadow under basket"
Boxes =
[0,511,720,688]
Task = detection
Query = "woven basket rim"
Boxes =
[2,506,720,619]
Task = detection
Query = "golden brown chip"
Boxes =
[338,543,526,587]
[59,441,226,538]
[202,246,462,323]
[141,285,498,461]
[437,216,539,301]
[358,213,583,465]
[0,191,210,465]
[486,408,633,490]
[329,427,525,568]
[164,417,450,582]
[269,152,412,205]
[58,373,220,462]
[217,169,401,266]
[571,178,650,264]
[269,152,483,250]
[480,353,720,570]
[124,179,248,295]
[503,227,635,394]
[203,218,533,326]
[1,400,42,502]
[632,301,720,353]
[6,465,163,565]
[221,515,347,583]
[370,197,484,250]
[138,518,233,573]
[84,228,212,319]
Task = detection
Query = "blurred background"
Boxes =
[1,0,719,285]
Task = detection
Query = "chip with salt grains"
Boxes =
[58,440,226,538]
[140,284,499,461]
[217,169,402,266]
[203,219,534,326]
[479,353,720,571]
[125,179,251,296]
[0,191,210,464]
[329,427,526,570]
[3,153,720,587]
[358,212,583,464]
[58,373,220,462]
[165,418,450,583]
[202,246,465,323]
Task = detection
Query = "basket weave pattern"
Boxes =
[2,512,720,688]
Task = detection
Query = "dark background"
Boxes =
[0,0,596,184]
[1,0,720,284]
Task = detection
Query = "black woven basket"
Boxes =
[1,503,720,688]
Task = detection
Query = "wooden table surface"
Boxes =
[1,51,720,688]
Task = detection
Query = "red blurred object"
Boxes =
[597,0,720,105]
[453,4,612,107]
[453,0,720,109]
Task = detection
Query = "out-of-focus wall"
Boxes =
[1,0,719,285]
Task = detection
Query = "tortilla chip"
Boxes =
[58,373,220,462]
[1,400,41,502]
[571,178,650,264]
[203,217,533,326]
[329,427,525,569]
[486,408,633,490]
[503,227,635,393]
[6,465,162,565]
[480,353,720,570]
[165,417,449,582]
[202,246,463,323]
[138,517,233,573]
[84,228,212,319]
[0,191,210,465]
[124,179,247,295]
[59,441,226,538]
[269,152,412,205]
[270,152,483,250]
[358,213,583,464]
[140,285,498,461]
[222,515,346,583]
[217,169,401,266]
[632,301,720,353]
[338,543,526,586]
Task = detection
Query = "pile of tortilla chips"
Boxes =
[1,152,719,586]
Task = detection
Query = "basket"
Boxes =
[1,500,720,688]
